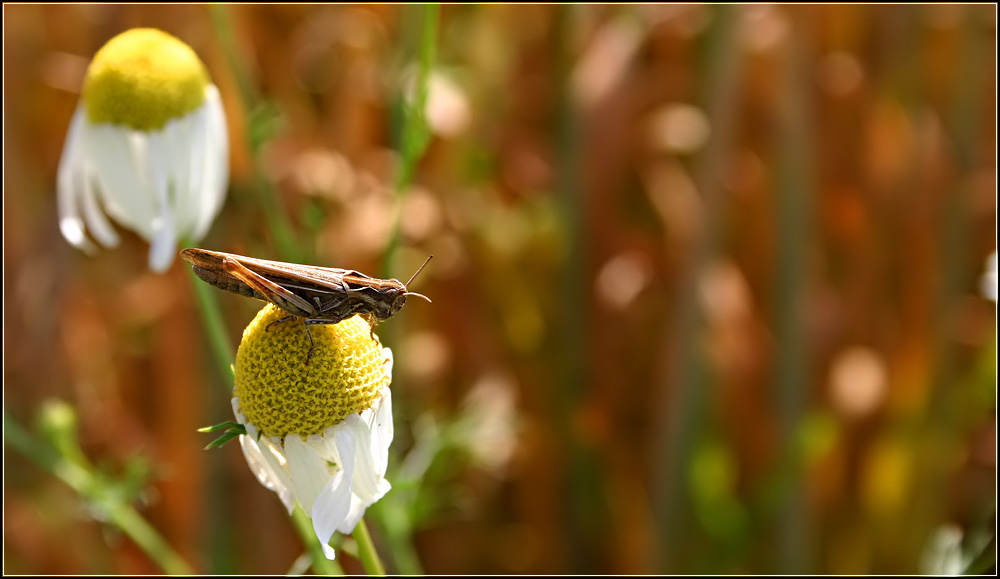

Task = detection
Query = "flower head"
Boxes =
[233,304,394,560]
[58,28,228,272]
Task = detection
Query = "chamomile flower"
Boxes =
[232,304,394,560]
[57,28,228,272]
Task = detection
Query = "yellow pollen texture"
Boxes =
[235,304,389,439]
[83,28,210,131]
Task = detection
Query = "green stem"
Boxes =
[208,3,303,262]
[253,170,304,263]
[370,498,423,574]
[550,5,601,572]
[394,3,439,193]
[4,415,195,575]
[105,500,195,575]
[187,269,235,385]
[370,6,438,573]
[354,518,386,576]
[290,504,341,575]
[207,4,255,112]
[652,5,742,573]
[772,11,814,573]
[384,3,439,276]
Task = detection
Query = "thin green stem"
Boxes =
[550,5,602,572]
[187,268,235,385]
[370,498,423,575]
[772,10,815,573]
[104,500,195,576]
[394,3,439,193]
[208,3,303,262]
[207,4,255,112]
[652,5,742,573]
[4,414,195,575]
[371,5,438,574]
[354,518,386,576]
[290,504,341,575]
[384,3,439,276]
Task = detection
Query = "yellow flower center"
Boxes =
[235,304,389,439]
[83,28,210,131]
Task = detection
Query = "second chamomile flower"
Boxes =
[58,28,228,272]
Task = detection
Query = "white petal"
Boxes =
[57,108,98,252]
[238,434,295,513]
[147,204,177,272]
[311,467,353,560]
[331,425,370,534]
[192,86,229,241]
[346,408,390,506]
[308,425,358,560]
[231,397,246,422]
[153,111,196,240]
[79,160,121,248]
[177,110,207,240]
[142,127,182,272]
[343,415,378,496]
[284,434,333,513]
[370,390,394,476]
[85,126,157,237]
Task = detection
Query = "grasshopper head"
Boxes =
[373,284,407,321]
[372,283,431,321]
[372,255,433,321]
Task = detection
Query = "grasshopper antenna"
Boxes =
[404,255,433,287]
[403,255,433,303]
[404,291,433,303]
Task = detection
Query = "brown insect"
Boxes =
[181,248,432,362]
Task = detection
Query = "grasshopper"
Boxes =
[181,248,431,362]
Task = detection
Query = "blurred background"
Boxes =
[3,4,996,575]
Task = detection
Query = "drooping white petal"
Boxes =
[147,187,178,272]
[178,107,207,241]
[79,160,121,248]
[239,434,295,512]
[284,434,335,513]
[160,115,194,233]
[370,390,394,476]
[311,429,357,560]
[343,412,389,509]
[312,472,352,560]
[57,108,98,253]
[192,86,229,242]
[129,129,172,272]
[330,424,368,535]
[162,107,205,243]
[233,398,296,511]
[84,125,157,238]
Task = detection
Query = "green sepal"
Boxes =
[198,421,247,450]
